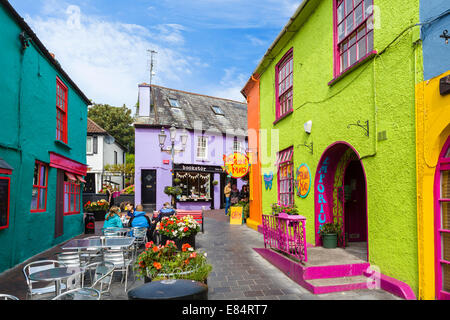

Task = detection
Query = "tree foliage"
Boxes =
[88,104,135,153]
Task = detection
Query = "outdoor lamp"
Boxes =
[159,127,167,147]
[170,125,177,143]
[180,132,188,147]
[304,120,312,134]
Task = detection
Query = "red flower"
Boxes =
[152,246,159,252]
[182,243,191,252]
[145,241,154,249]
[189,252,197,259]
[153,262,162,270]
[184,259,190,265]
[183,227,188,232]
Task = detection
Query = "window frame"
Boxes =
[168,98,180,108]
[30,161,49,213]
[211,105,224,115]
[277,147,294,207]
[333,0,375,78]
[56,77,68,144]
[196,136,208,160]
[86,136,93,154]
[0,176,10,230]
[64,179,81,216]
[233,138,241,153]
[275,48,294,123]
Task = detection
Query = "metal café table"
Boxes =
[61,236,135,250]
[28,266,84,297]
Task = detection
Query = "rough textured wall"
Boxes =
[258,0,420,294]
[0,5,88,273]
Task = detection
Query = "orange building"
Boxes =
[241,76,262,231]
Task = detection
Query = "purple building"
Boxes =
[134,84,248,212]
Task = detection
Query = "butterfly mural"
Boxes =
[263,172,274,190]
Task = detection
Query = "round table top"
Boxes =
[128,279,208,300]
[29,267,83,282]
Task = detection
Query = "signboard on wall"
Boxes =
[230,206,243,225]
[295,163,311,198]
[223,152,250,179]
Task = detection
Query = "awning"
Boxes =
[65,172,77,182]
[276,147,293,166]
[76,175,86,183]
[0,158,13,175]
[49,152,88,176]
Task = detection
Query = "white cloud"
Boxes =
[208,67,247,102]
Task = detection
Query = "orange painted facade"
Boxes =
[242,76,262,230]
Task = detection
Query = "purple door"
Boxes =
[343,161,367,242]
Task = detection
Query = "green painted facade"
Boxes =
[257,0,422,294]
[0,3,89,273]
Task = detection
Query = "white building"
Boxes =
[85,118,128,194]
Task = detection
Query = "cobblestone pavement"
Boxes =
[0,210,401,300]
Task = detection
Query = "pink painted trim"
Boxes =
[274,48,293,122]
[328,51,377,86]
[0,168,12,175]
[363,269,417,300]
[0,177,10,230]
[332,0,339,77]
[49,152,88,176]
[304,263,370,280]
[434,136,450,300]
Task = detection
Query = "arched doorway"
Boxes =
[434,135,450,300]
[314,142,368,261]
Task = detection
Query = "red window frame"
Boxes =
[56,77,68,144]
[277,147,294,207]
[275,48,294,122]
[333,0,374,77]
[30,161,48,213]
[64,179,81,215]
[0,176,10,230]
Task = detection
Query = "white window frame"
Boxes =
[196,136,208,160]
[233,139,241,153]
[86,136,93,155]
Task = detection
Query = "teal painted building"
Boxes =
[0,0,91,273]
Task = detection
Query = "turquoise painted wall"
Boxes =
[0,4,88,273]
[258,0,421,294]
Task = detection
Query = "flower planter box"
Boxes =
[86,210,107,222]
[160,234,196,250]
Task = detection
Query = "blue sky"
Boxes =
[9,0,301,111]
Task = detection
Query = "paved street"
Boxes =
[0,209,401,300]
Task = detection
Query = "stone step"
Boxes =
[305,275,369,294]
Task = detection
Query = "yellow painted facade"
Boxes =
[416,70,450,299]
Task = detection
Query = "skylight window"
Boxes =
[168,98,180,108]
[211,105,224,115]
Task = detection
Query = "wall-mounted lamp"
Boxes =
[19,31,31,51]
[440,30,449,45]
[304,120,312,134]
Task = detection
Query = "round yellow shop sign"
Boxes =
[223,153,250,179]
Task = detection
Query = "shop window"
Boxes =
[64,173,80,215]
[0,177,10,230]
[176,172,211,201]
[335,0,374,76]
[31,161,48,212]
[197,136,208,160]
[56,77,68,144]
[277,147,294,206]
[275,49,293,121]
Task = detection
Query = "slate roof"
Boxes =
[135,84,248,136]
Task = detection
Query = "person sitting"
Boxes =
[125,202,135,218]
[103,206,123,229]
[129,204,152,239]
[155,202,176,223]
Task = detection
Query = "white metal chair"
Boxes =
[79,236,103,265]
[56,251,83,267]
[103,228,127,237]
[86,261,115,299]
[130,227,147,260]
[0,294,19,300]
[52,288,100,300]
[22,260,67,300]
[103,249,133,292]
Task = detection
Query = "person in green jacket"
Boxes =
[103,206,123,229]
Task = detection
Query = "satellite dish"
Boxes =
[105,135,115,144]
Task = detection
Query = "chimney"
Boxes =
[138,84,151,117]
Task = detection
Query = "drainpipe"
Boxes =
[360,59,378,161]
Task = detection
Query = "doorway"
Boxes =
[141,170,157,206]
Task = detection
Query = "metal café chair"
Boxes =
[79,236,104,265]
[0,294,19,300]
[103,227,127,237]
[85,261,115,299]
[23,260,67,300]
[130,227,147,260]
[103,249,133,292]
[52,288,100,300]
[56,251,83,268]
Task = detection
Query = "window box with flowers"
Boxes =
[135,240,212,284]
[156,215,201,249]
[271,203,299,216]
[83,199,109,221]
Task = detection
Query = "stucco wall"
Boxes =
[258,0,420,294]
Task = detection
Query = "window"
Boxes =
[335,0,374,75]
[64,173,80,215]
[211,106,224,115]
[56,77,68,143]
[114,151,118,165]
[197,136,208,160]
[233,138,241,153]
[86,136,93,154]
[176,172,211,201]
[0,177,10,230]
[31,161,48,212]
[277,147,294,206]
[275,49,294,121]
[168,98,179,108]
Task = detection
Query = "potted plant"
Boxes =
[212,180,218,186]
[83,199,109,221]
[156,215,201,249]
[164,186,183,207]
[135,240,212,284]
[319,222,342,249]
[271,203,299,216]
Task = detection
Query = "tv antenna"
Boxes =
[147,49,157,85]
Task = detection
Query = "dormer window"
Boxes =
[168,98,180,108]
[211,105,224,115]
